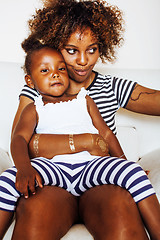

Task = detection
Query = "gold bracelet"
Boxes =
[69,134,75,152]
[33,134,41,157]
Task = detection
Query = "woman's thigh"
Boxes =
[12,186,79,240]
[79,184,149,240]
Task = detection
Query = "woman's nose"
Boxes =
[76,52,88,66]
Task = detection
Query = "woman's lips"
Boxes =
[74,69,88,76]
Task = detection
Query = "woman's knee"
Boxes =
[13,186,79,239]
[16,186,78,221]
[79,185,134,215]
[79,185,148,240]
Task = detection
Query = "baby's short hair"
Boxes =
[21,36,55,75]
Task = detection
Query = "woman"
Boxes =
[9,0,160,239]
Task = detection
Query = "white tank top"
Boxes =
[34,88,99,163]
[35,87,98,135]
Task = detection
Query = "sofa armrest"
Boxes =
[0,147,13,174]
[138,149,160,202]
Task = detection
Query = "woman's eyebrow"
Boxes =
[64,43,98,48]
[64,44,77,48]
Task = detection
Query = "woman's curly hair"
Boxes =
[26,0,124,63]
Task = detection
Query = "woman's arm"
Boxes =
[126,84,160,115]
[28,133,105,159]
[13,96,106,159]
[86,95,126,159]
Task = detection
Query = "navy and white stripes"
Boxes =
[0,156,155,211]
[87,72,136,134]
[19,72,137,135]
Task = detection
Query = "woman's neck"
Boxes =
[67,71,95,95]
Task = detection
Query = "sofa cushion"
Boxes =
[0,148,13,173]
[138,148,160,202]
[0,62,24,152]
[116,126,139,162]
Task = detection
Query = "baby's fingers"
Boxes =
[15,181,29,199]
[23,188,30,199]
[28,181,36,196]
[35,174,43,188]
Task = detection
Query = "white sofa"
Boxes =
[0,61,160,239]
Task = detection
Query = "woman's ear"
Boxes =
[25,75,35,89]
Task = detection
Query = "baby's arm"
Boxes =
[11,103,43,198]
[86,95,126,159]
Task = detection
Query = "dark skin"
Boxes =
[8,29,160,240]
[10,47,125,198]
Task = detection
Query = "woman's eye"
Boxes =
[88,47,97,54]
[66,49,76,55]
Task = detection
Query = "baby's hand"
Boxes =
[15,166,43,199]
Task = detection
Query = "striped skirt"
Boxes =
[0,156,155,211]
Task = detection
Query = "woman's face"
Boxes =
[61,28,100,83]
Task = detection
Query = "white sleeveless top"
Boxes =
[35,88,98,135]
[34,88,99,163]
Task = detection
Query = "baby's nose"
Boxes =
[53,73,59,78]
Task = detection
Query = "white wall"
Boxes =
[0,0,160,69]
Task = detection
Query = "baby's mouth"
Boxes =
[50,82,62,87]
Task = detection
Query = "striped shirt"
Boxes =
[20,71,136,134]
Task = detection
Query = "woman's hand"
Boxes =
[29,133,109,159]
[87,134,109,157]
[15,166,43,199]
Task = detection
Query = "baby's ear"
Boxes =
[25,75,35,89]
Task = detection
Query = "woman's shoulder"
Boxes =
[93,70,137,89]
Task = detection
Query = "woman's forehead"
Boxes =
[66,28,98,45]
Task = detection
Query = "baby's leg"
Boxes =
[0,158,69,212]
[74,157,155,202]
[0,167,20,211]
[0,167,20,238]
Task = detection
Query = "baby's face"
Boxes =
[30,47,69,97]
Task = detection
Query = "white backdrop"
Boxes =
[0,0,160,69]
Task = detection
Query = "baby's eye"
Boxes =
[41,69,48,73]
[66,48,77,55]
[59,67,66,71]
